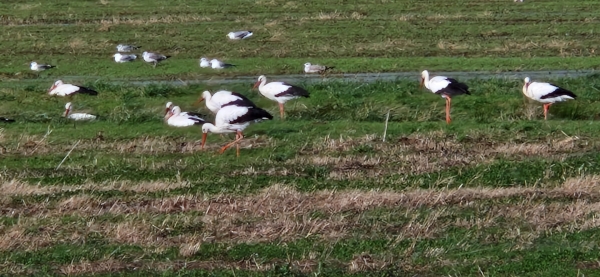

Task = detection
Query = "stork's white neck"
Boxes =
[258,77,267,88]
[202,91,212,101]
[421,70,430,89]
[202,123,225,134]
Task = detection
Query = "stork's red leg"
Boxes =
[543,103,552,120]
[279,103,285,120]
[445,97,452,124]
[220,131,244,155]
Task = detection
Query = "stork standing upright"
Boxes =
[522,77,577,120]
[420,70,470,124]
[201,105,273,157]
[48,80,98,97]
[253,75,310,119]
[194,90,256,114]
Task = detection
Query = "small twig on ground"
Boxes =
[382,110,390,142]
[55,140,81,170]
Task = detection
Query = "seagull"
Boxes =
[199,57,211,68]
[420,70,470,124]
[227,30,253,40]
[165,105,206,127]
[304,62,334,74]
[48,80,98,97]
[522,77,577,120]
[30,62,56,71]
[201,105,273,157]
[210,59,235,69]
[143,51,171,68]
[64,102,97,121]
[116,44,141,52]
[195,90,257,114]
[113,53,137,63]
[253,75,310,119]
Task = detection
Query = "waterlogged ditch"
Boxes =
[3,70,598,88]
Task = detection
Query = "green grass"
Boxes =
[2,0,600,276]
[1,0,600,80]
[2,76,600,276]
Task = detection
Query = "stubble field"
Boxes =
[1,0,600,276]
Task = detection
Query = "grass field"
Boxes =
[1,0,600,79]
[2,0,600,276]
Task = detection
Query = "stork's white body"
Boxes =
[165,106,205,127]
[522,77,576,120]
[48,80,98,97]
[522,78,576,104]
[420,70,470,124]
[199,90,255,114]
[253,75,310,119]
[201,105,273,156]
[64,102,96,121]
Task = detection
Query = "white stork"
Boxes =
[253,75,310,119]
[210,59,235,69]
[195,90,256,114]
[201,105,273,156]
[143,51,170,68]
[420,70,470,124]
[113,53,137,63]
[522,77,577,120]
[165,105,206,127]
[64,102,96,121]
[304,62,334,74]
[227,30,253,40]
[48,80,98,97]
[30,62,55,71]
[165,102,206,118]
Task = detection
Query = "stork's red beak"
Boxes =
[193,97,205,106]
[164,111,173,121]
[164,107,170,115]
[48,84,57,93]
[201,133,207,149]
[252,81,260,89]
[419,78,424,89]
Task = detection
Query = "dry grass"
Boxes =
[5,135,272,158]
[281,133,591,178]
[437,40,470,51]
[0,179,190,196]
[355,39,417,52]
[4,176,600,248]
[2,176,600,274]
[56,257,321,275]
